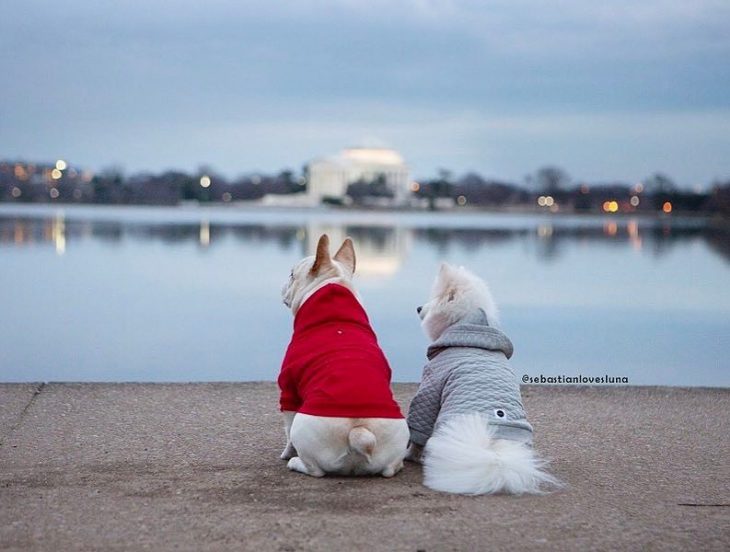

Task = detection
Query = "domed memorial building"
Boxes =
[306,147,410,205]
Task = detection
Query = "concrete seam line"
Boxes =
[0,382,46,446]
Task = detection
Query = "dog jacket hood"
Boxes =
[407,309,533,446]
[279,283,404,419]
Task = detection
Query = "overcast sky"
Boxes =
[2,0,729,185]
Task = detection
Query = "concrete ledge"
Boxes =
[0,383,728,551]
[0,383,43,443]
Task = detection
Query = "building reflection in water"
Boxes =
[303,224,411,279]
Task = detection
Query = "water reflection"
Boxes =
[706,231,730,264]
[199,219,210,248]
[304,224,411,277]
[52,215,66,255]
[1,211,728,264]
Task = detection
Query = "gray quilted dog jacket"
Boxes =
[407,309,533,446]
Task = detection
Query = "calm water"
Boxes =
[1,204,728,386]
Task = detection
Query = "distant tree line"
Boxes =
[413,166,730,216]
[0,161,305,206]
[1,160,729,216]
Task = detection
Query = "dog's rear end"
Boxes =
[288,414,408,477]
[423,414,559,494]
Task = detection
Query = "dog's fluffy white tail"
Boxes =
[423,413,560,495]
[348,427,376,459]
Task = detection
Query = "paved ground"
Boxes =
[0,383,728,551]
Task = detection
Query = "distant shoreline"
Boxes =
[3,201,728,235]
[0,200,725,220]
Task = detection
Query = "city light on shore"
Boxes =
[200,175,211,188]
[55,160,67,171]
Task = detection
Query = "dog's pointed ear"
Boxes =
[333,237,356,274]
[438,262,452,278]
[311,234,331,274]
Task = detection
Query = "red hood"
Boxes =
[293,283,369,334]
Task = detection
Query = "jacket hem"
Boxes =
[408,427,430,446]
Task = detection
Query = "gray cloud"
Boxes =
[1,0,729,184]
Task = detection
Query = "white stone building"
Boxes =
[306,147,410,204]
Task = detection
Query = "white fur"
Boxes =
[418,263,500,342]
[280,235,409,478]
[423,414,560,495]
[287,413,409,477]
[416,263,560,495]
[281,257,352,315]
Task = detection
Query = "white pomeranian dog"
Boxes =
[406,263,560,495]
[279,234,409,478]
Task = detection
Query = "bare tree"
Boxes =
[535,166,570,193]
[644,173,677,193]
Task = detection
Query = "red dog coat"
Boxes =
[279,283,404,419]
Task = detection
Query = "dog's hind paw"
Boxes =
[280,442,297,460]
[287,456,325,477]
[381,460,404,478]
